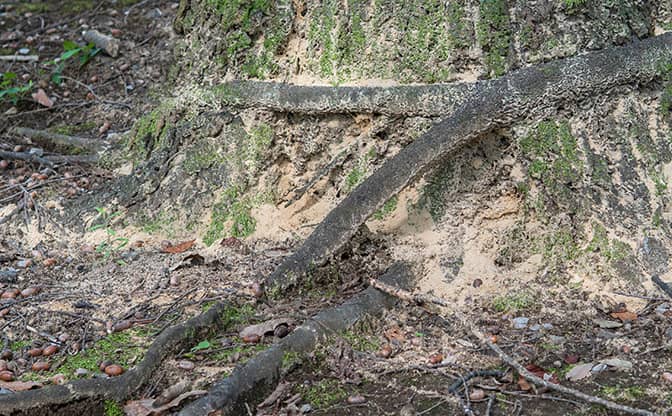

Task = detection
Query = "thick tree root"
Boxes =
[217,80,474,116]
[11,127,101,152]
[0,302,231,416]
[265,33,672,292]
[178,262,412,416]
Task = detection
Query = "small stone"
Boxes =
[529,324,541,331]
[591,363,607,373]
[346,395,366,405]
[18,48,29,55]
[299,403,312,413]
[469,389,486,401]
[16,259,32,269]
[472,278,483,288]
[177,360,195,370]
[74,368,89,377]
[656,303,670,314]
[512,317,529,329]
[662,372,672,384]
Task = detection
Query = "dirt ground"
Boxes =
[2,1,672,416]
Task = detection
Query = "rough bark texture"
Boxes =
[266,33,672,291]
[218,80,475,116]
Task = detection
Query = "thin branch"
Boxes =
[471,327,659,416]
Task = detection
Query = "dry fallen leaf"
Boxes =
[517,376,532,391]
[0,380,42,391]
[124,390,207,416]
[384,326,406,343]
[161,240,195,254]
[610,311,637,322]
[565,363,594,382]
[240,318,293,338]
[32,88,53,107]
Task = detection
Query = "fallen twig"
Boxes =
[652,275,672,299]
[471,327,659,416]
[0,55,39,62]
[369,278,449,307]
[0,150,54,168]
[83,30,120,58]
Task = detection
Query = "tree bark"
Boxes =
[265,32,672,291]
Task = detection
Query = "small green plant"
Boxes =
[190,340,212,352]
[492,291,534,312]
[563,0,588,11]
[48,40,100,84]
[600,385,645,402]
[373,196,398,220]
[103,400,124,416]
[300,379,348,408]
[0,72,33,104]
[341,330,380,352]
[88,207,129,260]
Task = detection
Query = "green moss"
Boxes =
[300,379,348,408]
[373,196,398,220]
[15,2,50,13]
[138,210,177,236]
[519,120,583,207]
[49,121,97,136]
[183,141,226,174]
[563,0,589,13]
[492,291,534,313]
[341,330,379,352]
[10,340,30,351]
[600,385,645,402]
[541,228,581,265]
[586,222,632,263]
[61,0,96,13]
[651,171,668,197]
[203,186,260,245]
[418,162,455,222]
[206,0,289,78]
[20,330,146,381]
[127,104,172,161]
[104,400,124,416]
[477,0,511,77]
[282,351,303,370]
[220,304,255,327]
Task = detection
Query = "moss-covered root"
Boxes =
[216,80,475,116]
[265,32,672,293]
[0,303,231,416]
[178,262,413,416]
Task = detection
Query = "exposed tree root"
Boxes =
[265,33,672,293]
[11,127,101,152]
[0,302,231,416]
[218,80,474,116]
[0,264,411,415]
[178,262,412,415]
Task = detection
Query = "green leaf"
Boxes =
[63,40,79,51]
[191,340,212,352]
[88,224,106,232]
[59,48,80,61]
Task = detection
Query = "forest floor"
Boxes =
[1,1,672,415]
